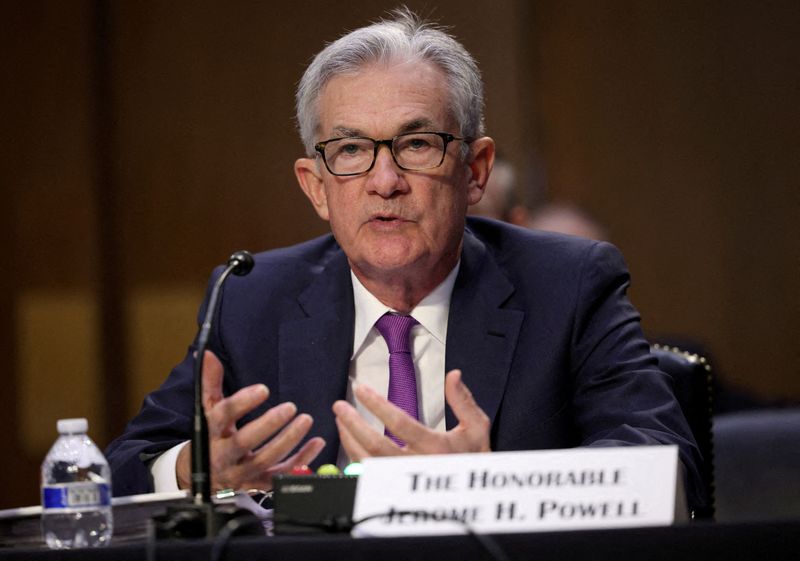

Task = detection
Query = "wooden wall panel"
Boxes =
[527,1,799,398]
[16,290,103,454]
[125,286,204,419]
[3,0,100,508]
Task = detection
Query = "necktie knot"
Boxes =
[375,313,418,354]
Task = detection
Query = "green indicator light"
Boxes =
[343,462,364,476]
[316,463,341,476]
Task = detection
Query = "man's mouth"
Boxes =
[370,213,403,222]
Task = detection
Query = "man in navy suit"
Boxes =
[106,8,705,509]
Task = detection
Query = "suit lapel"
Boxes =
[278,248,354,463]
[445,231,524,429]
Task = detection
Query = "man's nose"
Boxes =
[367,144,408,197]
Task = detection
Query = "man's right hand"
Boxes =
[176,350,325,492]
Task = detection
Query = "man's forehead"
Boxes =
[315,62,453,137]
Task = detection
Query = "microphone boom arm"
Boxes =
[191,250,254,505]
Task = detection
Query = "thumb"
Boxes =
[201,350,225,410]
[445,369,491,431]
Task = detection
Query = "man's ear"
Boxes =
[294,157,330,221]
[465,137,495,206]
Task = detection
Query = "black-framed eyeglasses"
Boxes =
[314,132,468,176]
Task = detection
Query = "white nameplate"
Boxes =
[352,446,684,537]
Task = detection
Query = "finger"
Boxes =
[230,401,297,451]
[226,425,313,488]
[352,384,432,449]
[237,437,327,491]
[234,436,325,491]
[335,415,370,462]
[215,412,317,490]
[445,370,489,428]
[268,436,327,474]
[249,413,315,469]
[205,384,270,438]
[334,394,403,456]
[176,441,192,490]
[444,370,491,452]
[202,350,225,409]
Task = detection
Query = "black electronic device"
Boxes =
[273,474,359,534]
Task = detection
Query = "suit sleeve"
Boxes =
[104,354,197,496]
[569,241,707,510]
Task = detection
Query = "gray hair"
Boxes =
[295,7,485,156]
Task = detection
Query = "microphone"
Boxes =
[192,250,254,506]
[154,250,263,539]
[228,250,255,277]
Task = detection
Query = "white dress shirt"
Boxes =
[151,263,459,491]
[346,265,459,434]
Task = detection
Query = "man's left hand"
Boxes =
[332,369,491,460]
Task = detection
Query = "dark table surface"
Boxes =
[2,519,799,561]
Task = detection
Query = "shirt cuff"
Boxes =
[150,440,189,493]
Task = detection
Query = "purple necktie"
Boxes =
[375,313,419,446]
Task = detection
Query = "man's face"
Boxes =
[295,61,494,295]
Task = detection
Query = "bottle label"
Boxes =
[42,483,111,509]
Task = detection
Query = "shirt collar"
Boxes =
[351,262,460,359]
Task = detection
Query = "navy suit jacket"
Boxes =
[106,217,705,507]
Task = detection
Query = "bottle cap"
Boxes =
[57,418,88,434]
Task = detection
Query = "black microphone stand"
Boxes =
[153,251,262,539]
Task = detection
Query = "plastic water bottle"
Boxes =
[40,418,113,548]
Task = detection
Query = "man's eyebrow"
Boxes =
[398,119,435,133]
[329,119,437,139]
[331,126,363,138]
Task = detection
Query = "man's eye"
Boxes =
[334,141,368,157]
[398,137,433,152]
